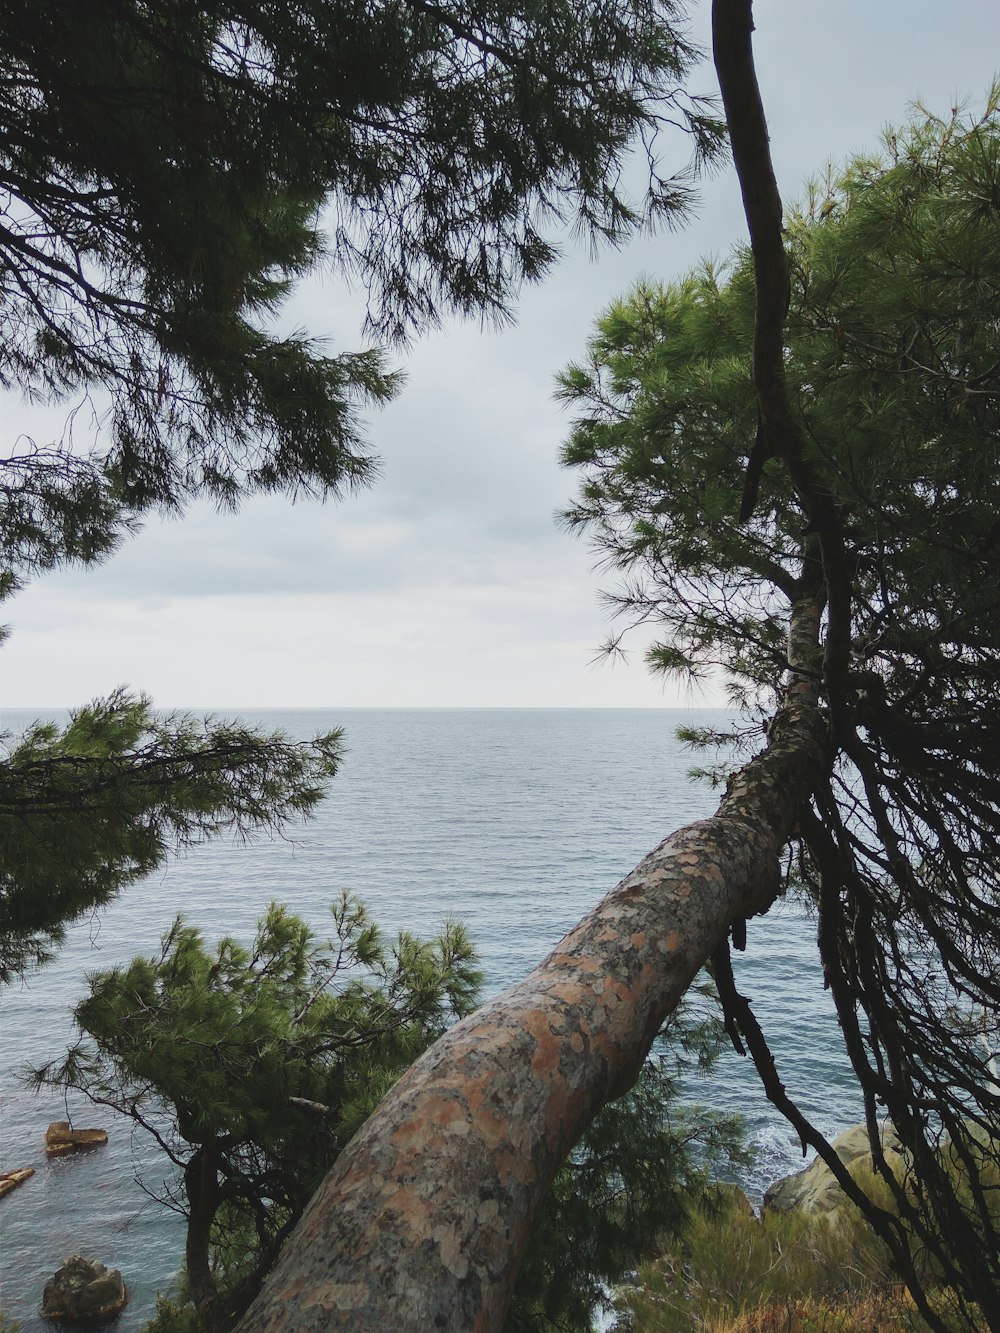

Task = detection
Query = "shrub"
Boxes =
[616,1184,905,1332]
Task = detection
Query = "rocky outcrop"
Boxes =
[45,1121,109,1155]
[763,1122,905,1215]
[0,1166,36,1199]
[41,1253,128,1322]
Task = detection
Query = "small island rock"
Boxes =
[41,1253,128,1323]
[45,1120,109,1155]
[0,1166,36,1199]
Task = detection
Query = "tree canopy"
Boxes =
[559,85,1000,1325]
[0,0,723,983]
[228,39,1000,1331]
[36,895,483,1327]
[1,0,722,546]
[0,690,341,983]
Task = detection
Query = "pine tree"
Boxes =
[231,39,1000,1333]
[34,895,484,1328]
[35,900,744,1333]
[0,692,342,983]
[1,0,724,981]
[1,0,722,528]
[557,80,1000,1333]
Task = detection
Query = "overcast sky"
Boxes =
[4,2,999,710]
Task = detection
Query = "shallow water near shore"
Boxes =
[0,708,861,1329]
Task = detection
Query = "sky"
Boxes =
[4,1,1000,710]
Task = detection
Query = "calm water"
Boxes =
[0,709,860,1329]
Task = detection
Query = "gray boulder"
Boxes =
[41,1253,128,1323]
[763,1121,904,1215]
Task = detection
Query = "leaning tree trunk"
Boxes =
[237,7,838,1327]
[236,598,827,1333]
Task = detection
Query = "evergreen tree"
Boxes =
[36,901,743,1333]
[35,894,484,1328]
[1,0,724,981]
[231,60,1000,1333]
[0,691,341,983]
[558,87,1000,1327]
[1,0,723,532]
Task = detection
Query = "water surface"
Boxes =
[0,708,859,1329]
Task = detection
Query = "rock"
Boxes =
[0,1166,36,1199]
[41,1253,128,1322]
[45,1120,109,1155]
[763,1121,905,1215]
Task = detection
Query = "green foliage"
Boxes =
[560,89,1000,707]
[0,0,723,985]
[617,1153,996,1333]
[40,911,744,1333]
[1,0,723,570]
[143,1294,205,1333]
[0,690,342,983]
[35,894,483,1328]
[561,89,1000,1322]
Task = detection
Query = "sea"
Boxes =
[0,708,862,1330]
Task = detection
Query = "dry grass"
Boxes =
[614,1163,988,1333]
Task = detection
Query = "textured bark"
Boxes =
[237,603,828,1333]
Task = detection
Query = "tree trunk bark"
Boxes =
[184,1143,222,1319]
[236,602,827,1333]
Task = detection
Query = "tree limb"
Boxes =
[236,591,828,1332]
